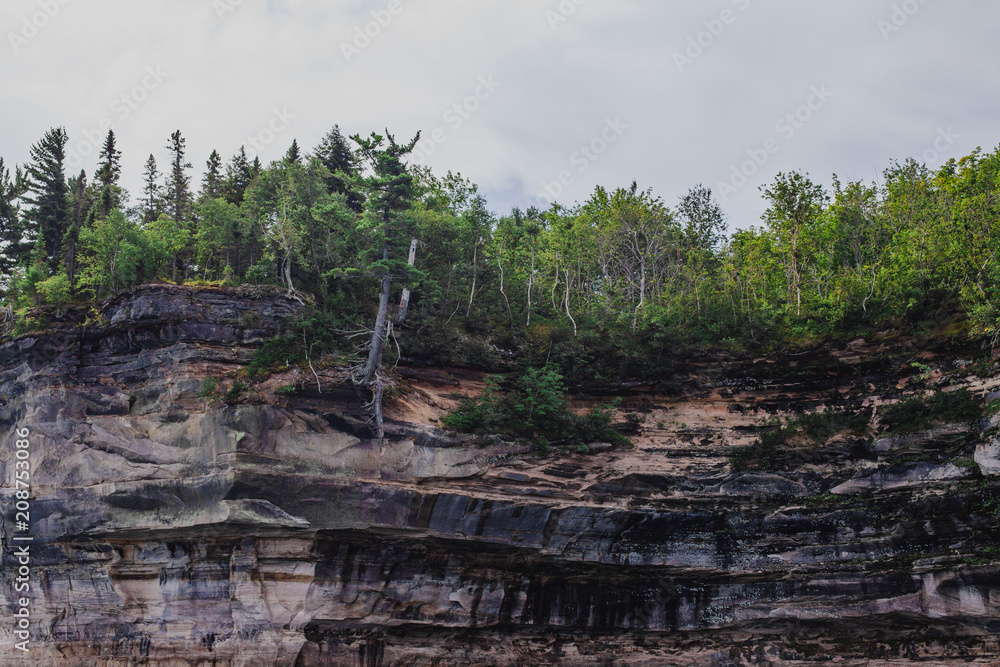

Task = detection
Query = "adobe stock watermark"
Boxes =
[67,65,169,169]
[341,0,406,63]
[212,0,245,21]
[673,0,752,73]
[536,117,628,207]
[919,127,960,167]
[546,0,587,31]
[8,0,73,54]
[714,85,834,204]
[410,75,502,166]
[877,0,932,40]
[244,108,296,161]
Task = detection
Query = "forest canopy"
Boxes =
[3,126,1000,388]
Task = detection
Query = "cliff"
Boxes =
[2,285,1000,666]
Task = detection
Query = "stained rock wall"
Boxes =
[1,285,999,666]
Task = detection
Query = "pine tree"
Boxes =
[164,130,193,223]
[284,139,301,164]
[64,170,90,286]
[350,130,420,447]
[94,130,122,218]
[141,154,162,223]
[223,147,253,205]
[316,124,364,211]
[0,157,29,282]
[24,127,69,272]
[202,150,223,200]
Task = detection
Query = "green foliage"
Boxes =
[36,271,71,316]
[276,384,297,395]
[198,377,220,399]
[797,409,871,442]
[730,420,794,472]
[731,408,872,472]
[880,388,984,435]
[245,335,305,380]
[77,209,144,296]
[224,380,249,403]
[442,366,629,449]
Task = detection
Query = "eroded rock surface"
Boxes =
[2,285,1000,666]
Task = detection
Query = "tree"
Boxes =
[224,146,254,205]
[760,172,828,317]
[164,130,193,223]
[77,209,144,296]
[316,125,364,211]
[350,130,420,447]
[94,130,122,218]
[164,131,194,281]
[284,139,301,164]
[201,150,223,200]
[141,154,162,223]
[64,170,92,286]
[36,271,71,317]
[0,157,29,283]
[24,127,69,272]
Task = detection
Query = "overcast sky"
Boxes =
[2,0,998,229]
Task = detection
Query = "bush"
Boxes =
[442,365,629,449]
[224,380,249,403]
[198,377,220,400]
[246,335,305,380]
[880,388,984,434]
[730,408,872,472]
[36,272,71,317]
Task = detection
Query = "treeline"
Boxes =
[2,125,1000,385]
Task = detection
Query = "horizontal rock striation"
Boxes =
[2,285,1000,665]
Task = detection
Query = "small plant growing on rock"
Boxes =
[198,377,220,401]
[224,380,249,403]
[880,388,984,435]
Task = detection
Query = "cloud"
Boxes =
[2,0,998,228]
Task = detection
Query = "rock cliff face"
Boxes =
[2,285,1000,666]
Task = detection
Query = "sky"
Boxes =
[2,0,999,230]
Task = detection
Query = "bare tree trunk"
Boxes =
[363,258,391,383]
[360,248,392,449]
[564,268,577,337]
[466,241,478,317]
[633,257,646,331]
[526,245,535,327]
[551,265,560,311]
[282,253,304,304]
[395,237,418,325]
[497,254,512,321]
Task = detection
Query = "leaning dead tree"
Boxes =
[349,130,420,448]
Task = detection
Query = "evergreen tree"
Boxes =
[64,170,91,286]
[164,130,193,223]
[202,150,223,200]
[0,157,29,282]
[316,124,363,211]
[24,127,69,272]
[223,147,254,205]
[284,139,301,164]
[141,154,162,223]
[350,130,420,446]
[94,130,122,218]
